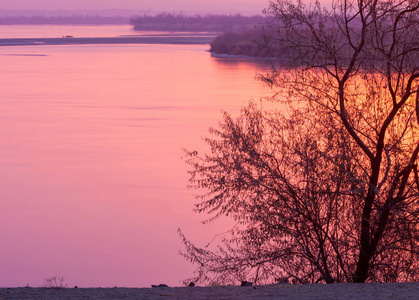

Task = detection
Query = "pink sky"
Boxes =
[1,0,269,13]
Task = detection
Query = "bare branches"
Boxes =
[181,100,364,284]
[181,0,419,285]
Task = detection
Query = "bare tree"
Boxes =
[180,0,419,284]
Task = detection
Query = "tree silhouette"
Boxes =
[180,0,419,284]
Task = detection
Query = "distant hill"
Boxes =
[0,15,130,25]
[0,10,142,25]
[0,10,141,17]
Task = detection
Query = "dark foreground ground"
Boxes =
[1,283,419,300]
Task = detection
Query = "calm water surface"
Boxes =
[0,25,272,287]
[0,25,160,38]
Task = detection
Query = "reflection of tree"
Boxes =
[180,0,419,285]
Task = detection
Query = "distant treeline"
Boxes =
[0,15,130,25]
[131,13,276,58]
[130,13,265,32]
[210,28,278,58]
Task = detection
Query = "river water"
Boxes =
[0,25,272,287]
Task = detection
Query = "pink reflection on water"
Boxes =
[0,41,271,287]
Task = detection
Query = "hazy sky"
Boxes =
[1,0,270,14]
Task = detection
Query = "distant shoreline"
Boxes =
[1,283,419,300]
[0,35,216,47]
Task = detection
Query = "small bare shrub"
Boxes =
[43,275,67,289]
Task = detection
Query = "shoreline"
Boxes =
[1,283,419,299]
[0,35,216,47]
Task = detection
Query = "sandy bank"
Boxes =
[0,35,215,47]
[1,283,419,300]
